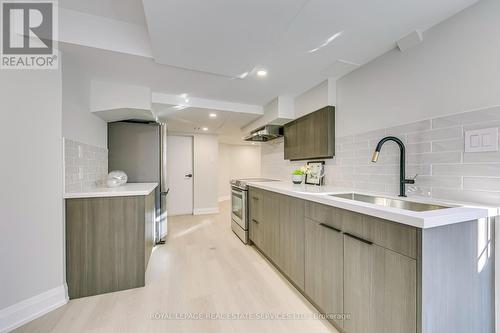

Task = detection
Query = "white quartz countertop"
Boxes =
[64,183,158,199]
[247,181,499,229]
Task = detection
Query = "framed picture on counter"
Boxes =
[305,161,325,186]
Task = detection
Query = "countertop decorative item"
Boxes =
[292,165,311,184]
[106,170,128,188]
[305,161,325,186]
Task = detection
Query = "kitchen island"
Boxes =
[247,181,498,333]
[64,183,158,299]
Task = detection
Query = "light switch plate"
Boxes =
[465,128,499,153]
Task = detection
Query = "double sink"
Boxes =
[329,193,450,212]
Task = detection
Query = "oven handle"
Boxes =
[232,188,245,197]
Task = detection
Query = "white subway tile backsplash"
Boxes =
[414,176,462,189]
[386,120,431,135]
[463,151,500,163]
[406,142,432,154]
[354,128,386,143]
[407,164,432,176]
[463,177,500,192]
[432,106,500,129]
[432,138,464,152]
[431,188,500,206]
[261,106,500,205]
[407,152,462,165]
[432,163,500,177]
[406,127,462,144]
[64,138,108,193]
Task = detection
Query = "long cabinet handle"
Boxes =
[319,223,341,233]
[344,232,373,245]
[252,219,259,224]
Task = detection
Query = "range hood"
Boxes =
[244,125,283,142]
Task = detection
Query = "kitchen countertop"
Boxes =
[64,182,158,199]
[247,181,499,229]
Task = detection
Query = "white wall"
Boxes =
[262,0,500,202]
[193,134,219,213]
[294,80,329,119]
[0,66,66,327]
[62,54,107,148]
[336,0,500,137]
[218,144,262,200]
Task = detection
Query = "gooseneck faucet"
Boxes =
[371,136,415,197]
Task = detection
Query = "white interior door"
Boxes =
[167,135,193,216]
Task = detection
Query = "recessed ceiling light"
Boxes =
[184,99,190,103]
[308,31,344,53]
[209,113,217,118]
[202,127,208,131]
[239,72,249,79]
[256,70,267,77]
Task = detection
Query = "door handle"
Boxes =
[185,174,193,178]
[319,223,341,233]
[344,232,373,245]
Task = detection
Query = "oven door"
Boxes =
[231,187,247,230]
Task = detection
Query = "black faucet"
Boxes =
[371,136,416,197]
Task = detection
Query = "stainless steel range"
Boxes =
[230,178,278,244]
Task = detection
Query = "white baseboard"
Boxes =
[193,207,219,215]
[0,284,68,333]
[218,195,230,202]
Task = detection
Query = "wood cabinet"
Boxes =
[278,195,305,289]
[343,234,417,333]
[249,187,494,333]
[305,218,344,328]
[248,188,264,249]
[283,106,335,161]
[249,188,305,289]
[65,192,156,299]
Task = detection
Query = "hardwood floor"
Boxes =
[15,201,337,333]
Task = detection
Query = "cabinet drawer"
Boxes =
[305,201,417,259]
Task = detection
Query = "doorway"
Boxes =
[167,135,194,216]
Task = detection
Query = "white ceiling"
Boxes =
[142,0,479,80]
[59,0,147,26]
[143,0,309,78]
[60,0,479,144]
[152,104,260,144]
[60,0,479,106]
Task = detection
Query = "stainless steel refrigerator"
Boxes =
[108,121,168,244]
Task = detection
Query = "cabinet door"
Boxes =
[249,188,263,248]
[262,190,280,263]
[283,106,335,161]
[343,234,416,333]
[305,218,344,329]
[295,116,314,159]
[278,194,305,289]
[284,121,298,160]
[311,107,334,158]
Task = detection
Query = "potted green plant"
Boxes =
[292,165,310,184]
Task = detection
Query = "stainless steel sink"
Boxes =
[329,193,451,212]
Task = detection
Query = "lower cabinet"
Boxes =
[305,218,344,329]
[249,188,417,333]
[279,195,305,289]
[66,192,156,299]
[343,234,417,333]
[249,187,305,289]
[248,188,264,249]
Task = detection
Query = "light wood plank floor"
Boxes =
[15,201,338,333]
